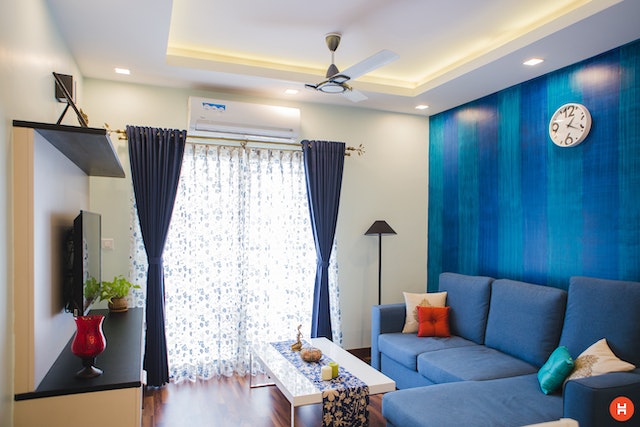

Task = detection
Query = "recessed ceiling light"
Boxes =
[523,58,544,66]
[284,89,299,95]
[115,68,130,75]
[415,104,429,110]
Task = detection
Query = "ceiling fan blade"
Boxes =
[340,49,399,80]
[342,88,368,103]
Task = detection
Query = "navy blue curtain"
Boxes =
[127,126,186,386]
[301,140,345,340]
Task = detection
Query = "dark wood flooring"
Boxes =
[142,348,385,427]
[142,373,385,427]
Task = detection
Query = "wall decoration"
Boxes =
[548,103,592,147]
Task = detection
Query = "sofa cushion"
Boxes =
[484,279,567,367]
[380,353,436,389]
[564,338,635,383]
[417,306,451,337]
[438,272,493,344]
[401,291,447,333]
[382,374,563,427]
[537,346,574,395]
[559,276,640,367]
[417,345,538,383]
[378,332,476,371]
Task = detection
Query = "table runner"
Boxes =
[271,340,370,427]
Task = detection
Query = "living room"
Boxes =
[1,1,640,426]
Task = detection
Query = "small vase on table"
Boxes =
[71,314,106,378]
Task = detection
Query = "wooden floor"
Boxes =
[142,373,385,427]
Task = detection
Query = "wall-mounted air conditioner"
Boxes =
[187,97,301,143]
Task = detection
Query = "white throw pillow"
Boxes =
[402,291,447,333]
[565,338,635,382]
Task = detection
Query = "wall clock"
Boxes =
[549,103,592,147]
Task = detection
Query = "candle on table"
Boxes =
[328,361,339,378]
[321,365,332,380]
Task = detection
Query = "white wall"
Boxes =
[84,79,429,350]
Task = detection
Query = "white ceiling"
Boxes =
[46,0,640,116]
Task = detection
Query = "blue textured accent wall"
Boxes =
[428,39,640,291]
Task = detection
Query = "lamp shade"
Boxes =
[365,220,396,235]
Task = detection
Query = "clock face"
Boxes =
[549,103,592,147]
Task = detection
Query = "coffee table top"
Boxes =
[252,337,395,406]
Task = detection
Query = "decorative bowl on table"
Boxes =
[299,346,322,362]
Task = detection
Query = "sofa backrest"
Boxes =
[559,276,640,367]
[484,279,567,367]
[438,273,493,344]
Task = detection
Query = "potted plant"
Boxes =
[99,275,140,312]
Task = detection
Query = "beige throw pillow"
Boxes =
[402,291,447,333]
[565,338,635,382]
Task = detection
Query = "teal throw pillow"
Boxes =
[537,346,574,395]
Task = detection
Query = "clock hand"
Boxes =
[566,118,580,130]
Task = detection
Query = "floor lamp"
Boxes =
[365,220,397,305]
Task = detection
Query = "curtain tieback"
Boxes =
[148,257,163,265]
[317,260,330,268]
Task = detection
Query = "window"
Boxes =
[130,143,341,382]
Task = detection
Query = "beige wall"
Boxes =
[84,79,429,349]
[1,0,83,423]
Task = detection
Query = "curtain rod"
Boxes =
[106,125,365,156]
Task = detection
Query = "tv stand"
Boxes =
[13,309,144,427]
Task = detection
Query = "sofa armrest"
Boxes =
[563,371,640,427]
[371,303,405,370]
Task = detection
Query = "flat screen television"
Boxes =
[63,210,102,316]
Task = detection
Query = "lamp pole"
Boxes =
[376,233,383,305]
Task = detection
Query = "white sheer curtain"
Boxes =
[129,143,342,382]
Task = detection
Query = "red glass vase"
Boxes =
[71,315,106,378]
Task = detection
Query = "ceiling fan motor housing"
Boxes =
[325,33,341,52]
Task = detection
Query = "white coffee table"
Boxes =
[250,337,395,427]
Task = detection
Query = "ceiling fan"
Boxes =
[305,33,399,102]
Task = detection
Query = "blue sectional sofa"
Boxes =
[372,273,640,427]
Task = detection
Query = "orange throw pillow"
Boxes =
[417,306,451,337]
